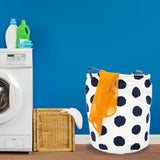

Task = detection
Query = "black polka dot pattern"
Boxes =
[99,144,108,150]
[114,136,125,146]
[90,95,94,103]
[132,87,141,98]
[86,85,89,94]
[118,80,126,89]
[144,131,148,141]
[133,106,142,117]
[86,104,89,112]
[145,79,151,88]
[132,125,141,135]
[91,131,96,142]
[114,116,126,127]
[146,96,152,105]
[85,73,152,154]
[134,75,144,80]
[101,126,107,136]
[146,113,149,123]
[117,96,126,107]
[131,143,140,150]
[91,77,98,87]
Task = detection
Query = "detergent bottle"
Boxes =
[5,19,17,49]
[16,19,30,48]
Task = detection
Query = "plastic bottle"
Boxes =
[5,19,17,49]
[16,20,30,48]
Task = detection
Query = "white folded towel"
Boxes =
[61,108,83,129]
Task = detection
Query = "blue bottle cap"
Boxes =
[10,19,17,25]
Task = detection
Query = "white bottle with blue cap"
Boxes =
[5,18,17,49]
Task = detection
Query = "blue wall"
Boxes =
[0,0,160,134]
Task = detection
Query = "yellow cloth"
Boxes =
[89,70,119,136]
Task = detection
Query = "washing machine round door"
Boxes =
[0,71,22,124]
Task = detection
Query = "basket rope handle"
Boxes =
[131,70,143,75]
[88,68,100,79]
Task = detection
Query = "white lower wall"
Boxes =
[75,135,160,144]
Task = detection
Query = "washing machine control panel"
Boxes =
[0,49,32,68]
[7,54,26,65]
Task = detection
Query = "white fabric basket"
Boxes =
[86,70,152,154]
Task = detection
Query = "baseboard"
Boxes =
[75,134,160,144]
[75,135,90,144]
[149,135,160,144]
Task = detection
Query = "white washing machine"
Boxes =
[0,49,33,152]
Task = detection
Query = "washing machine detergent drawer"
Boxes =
[0,136,32,152]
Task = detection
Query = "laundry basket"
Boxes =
[86,68,152,154]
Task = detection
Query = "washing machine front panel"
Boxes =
[0,49,32,152]
[0,70,22,124]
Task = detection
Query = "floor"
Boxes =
[0,144,159,160]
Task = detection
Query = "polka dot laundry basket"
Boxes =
[86,68,152,154]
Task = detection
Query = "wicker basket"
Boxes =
[33,108,75,152]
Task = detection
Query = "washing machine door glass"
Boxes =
[0,79,9,113]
